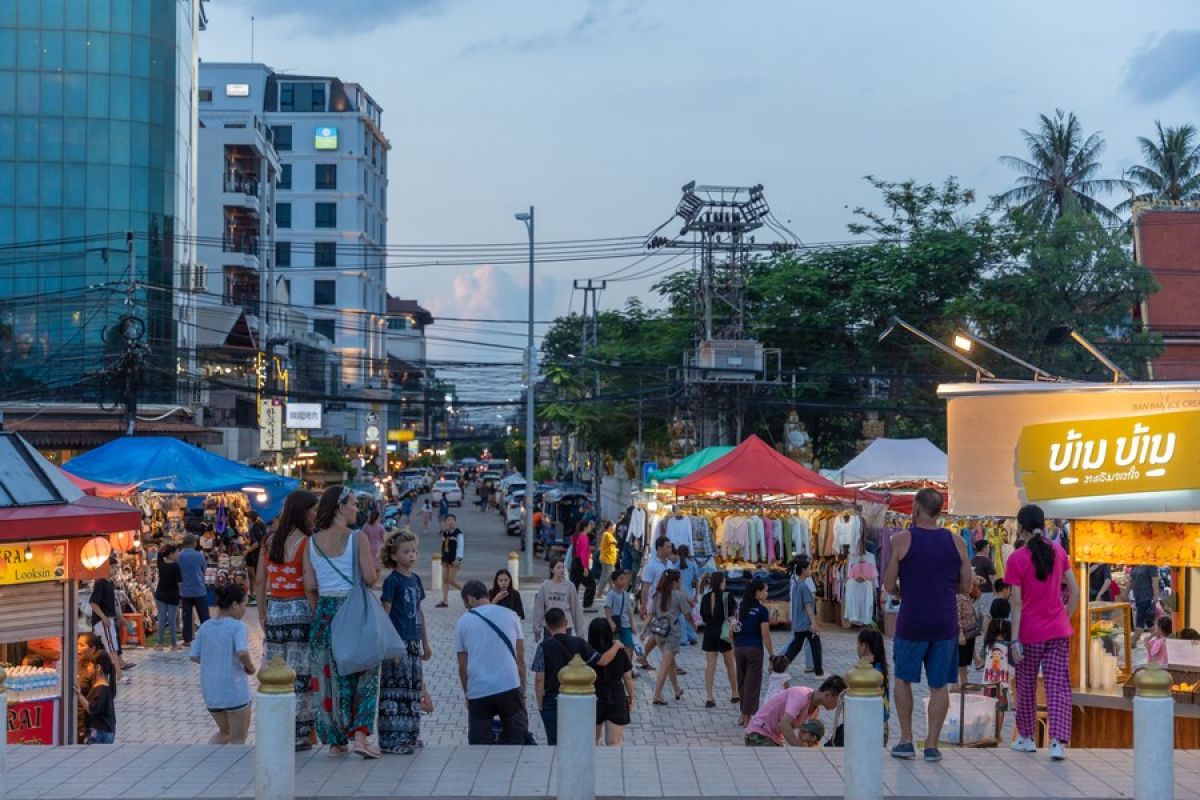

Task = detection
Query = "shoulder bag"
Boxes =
[717,592,734,644]
[315,532,404,675]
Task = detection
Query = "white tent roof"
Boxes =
[838,437,948,486]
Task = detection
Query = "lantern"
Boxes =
[109,530,135,554]
[80,536,113,570]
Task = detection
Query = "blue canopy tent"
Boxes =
[63,437,300,520]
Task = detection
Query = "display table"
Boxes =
[1070,688,1200,748]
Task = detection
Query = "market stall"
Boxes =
[0,433,143,745]
[939,380,1200,747]
[647,446,734,483]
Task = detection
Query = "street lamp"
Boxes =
[515,206,536,577]
[1044,324,1131,383]
[952,330,1062,382]
[878,316,996,382]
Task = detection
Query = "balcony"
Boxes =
[222,144,264,212]
[223,266,261,319]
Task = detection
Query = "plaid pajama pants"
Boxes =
[1015,637,1071,743]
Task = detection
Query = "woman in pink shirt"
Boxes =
[569,520,598,609]
[361,510,386,583]
[1006,504,1080,762]
[743,677,845,746]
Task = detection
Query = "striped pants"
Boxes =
[1015,637,1071,743]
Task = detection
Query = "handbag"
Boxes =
[649,615,672,637]
[315,532,404,675]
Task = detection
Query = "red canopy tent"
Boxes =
[672,435,884,503]
[59,468,137,499]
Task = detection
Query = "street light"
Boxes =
[879,316,996,382]
[515,206,536,577]
[1044,324,1131,383]
[952,330,1063,382]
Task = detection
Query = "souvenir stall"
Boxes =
[658,435,885,627]
[0,433,143,746]
[940,380,1200,748]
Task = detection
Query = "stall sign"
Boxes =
[285,402,322,430]
[388,429,414,442]
[1073,519,1200,568]
[1017,410,1200,502]
[7,698,56,744]
[260,400,283,452]
[0,541,66,585]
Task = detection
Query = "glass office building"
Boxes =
[0,0,201,402]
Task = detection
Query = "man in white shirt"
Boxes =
[637,536,679,670]
[454,580,529,744]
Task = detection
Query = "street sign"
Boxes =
[260,400,283,452]
[642,461,659,484]
[285,402,323,429]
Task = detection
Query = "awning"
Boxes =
[649,446,734,483]
[0,494,142,541]
[838,437,948,487]
[195,304,256,350]
[60,469,137,498]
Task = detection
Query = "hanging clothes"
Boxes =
[833,514,861,550]
[844,553,878,626]
[663,515,694,553]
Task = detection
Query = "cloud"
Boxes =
[461,0,655,56]
[1125,30,1200,102]
[249,0,442,33]
[423,264,559,357]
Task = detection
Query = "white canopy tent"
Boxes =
[838,437,948,487]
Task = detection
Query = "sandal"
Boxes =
[328,745,349,757]
[705,700,716,709]
[675,690,684,700]
[435,602,449,608]
[353,743,381,760]
[652,698,668,706]
[731,697,740,704]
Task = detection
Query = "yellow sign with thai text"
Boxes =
[1017,410,1200,502]
[0,541,67,585]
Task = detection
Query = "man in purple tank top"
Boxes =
[882,488,972,763]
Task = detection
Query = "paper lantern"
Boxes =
[109,530,135,554]
[80,536,113,570]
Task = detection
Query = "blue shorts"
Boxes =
[894,637,958,689]
[617,627,634,647]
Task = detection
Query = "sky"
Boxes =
[199,0,1200,401]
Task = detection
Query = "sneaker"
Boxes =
[1049,740,1066,761]
[923,747,942,763]
[890,742,916,760]
[1011,736,1036,753]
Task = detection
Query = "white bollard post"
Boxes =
[1134,664,1174,800]
[1,666,7,800]
[432,554,443,593]
[256,656,296,800]
[508,552,522,591]
[556,655,596,800]
[843,658,884,800]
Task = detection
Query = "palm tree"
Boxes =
[1119,121,1200,210]
[996,109,1127,223]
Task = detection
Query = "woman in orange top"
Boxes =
[255,489,319,750]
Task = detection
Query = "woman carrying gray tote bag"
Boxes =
[304,485,387,759]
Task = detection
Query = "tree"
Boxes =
[996,109,1127,224]
[1120,121,1200,209]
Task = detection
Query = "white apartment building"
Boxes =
[198,63,391,448]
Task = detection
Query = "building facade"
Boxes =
[0,0,203,407]
[385,296,432,446]
[1132,201,1200,380]
[199,63,390,447]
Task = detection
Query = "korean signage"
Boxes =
[7,699,57,745]
[314,126,339,150]
[260,400,283,452]
[285,403,323,430]
[0,541,66,585]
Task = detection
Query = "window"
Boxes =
[314,241,336,267]
[279,81,326,112]
[276,202,291,228]
[388,316,411,331]
[271,125,292,151]
[314,202,337,228]
[276,241,291,267]
[277,163,291,190]
[313,318,335,342]
[198,88,212,102]
[314,280,337,305]
[315,163,337,190]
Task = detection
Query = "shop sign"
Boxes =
[260,400,283,452]
[388,429,415,442]
[314,126,338,150]
[1017,410,1200,502]
[0,541,66,585]
[7,699,56,744]
[285,402,322,429]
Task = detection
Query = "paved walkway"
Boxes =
[7,742,1199,799]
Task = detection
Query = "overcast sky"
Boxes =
[200,0,1200,398]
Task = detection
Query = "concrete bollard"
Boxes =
[556,655,596,800]
[256,656,297,800]
[1134,663,1174,800]
[1,666,7,800]
[844,658,884,800]
[508,552,522,590]
[432,554,443,592]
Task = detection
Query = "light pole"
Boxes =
[515,206,536,576]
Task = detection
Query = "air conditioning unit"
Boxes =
[193,263,208,292]
[696,340,764,381]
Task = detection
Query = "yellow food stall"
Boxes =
[939,380,1200,748]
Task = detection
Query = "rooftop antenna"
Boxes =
[250,15,255,62]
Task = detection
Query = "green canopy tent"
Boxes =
[648,446,734,483]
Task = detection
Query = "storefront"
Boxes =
[939,380,1200,747]
[0,433,142,745]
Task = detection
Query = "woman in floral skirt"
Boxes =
[303,485,382,758]
[378,529,433,754]
[255,489,319,749]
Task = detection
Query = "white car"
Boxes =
[432,480,463,506]
[505,491,525,534]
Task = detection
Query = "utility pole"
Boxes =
[101,231,148,436]
[573,279,605,499]
[515,207,536,577]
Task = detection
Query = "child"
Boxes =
[190,583,255,744]
[379,530,434,755]
[981,618,1013,728]
[605,570,639,677]
[1147,616,1172,666]
[764,655,792,703]
[857,628,890,746]
[75,656,115,744]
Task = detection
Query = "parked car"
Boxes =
[505,490,525,535]
[432,479,463,506]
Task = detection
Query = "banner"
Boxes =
[260,399,283,452]
[7,698,57,744]
[0,541,66,585]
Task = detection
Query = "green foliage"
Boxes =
[312,439,352,474]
